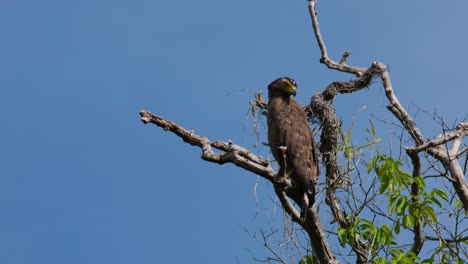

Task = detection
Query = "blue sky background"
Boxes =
[1,0,467,263]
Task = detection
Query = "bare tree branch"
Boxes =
[376,64,468,210]
[426,235,468,244]
[140,109,338,264]
[375,62,426,146]
[310,0,468,214]
[242,227,288,264]
[140,110,276,182]
[405,133,459,154]
[307,0,468,259]
[308,0,366,76]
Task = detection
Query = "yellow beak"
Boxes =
[284,82,297,96]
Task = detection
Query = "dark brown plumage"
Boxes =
[267,77,320,220]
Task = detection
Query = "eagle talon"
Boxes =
[274,175,293,190]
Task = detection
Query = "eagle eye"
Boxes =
[286,78,296,87]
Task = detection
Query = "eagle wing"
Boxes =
[285,100,319,194]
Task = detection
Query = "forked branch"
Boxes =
[140,110,276,182]
[140,110,337,263]
[308,0,468,212]
[308,0,366,76]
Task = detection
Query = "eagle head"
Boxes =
[268,77,297,98]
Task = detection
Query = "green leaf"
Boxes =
[359,219,374,230]
[394,219,401,234]
[367,156,379,173]
[399,171,412,186]
[370,120,377,137]
[395,196,408,215]
[376,224,393,246]
[423,206,438,223]
[359,219,376,240]
[402,215,415,228]
[338,227,347,247]
[429,197,442,208]
[379,174,390,194]
[412,176,426,191]
[388,191,401,213]
[372,257,387,264]
[356,138,382,150]
[390,248,405,258]
[299,255,314,264]
[421,255,435,264]
[408,201,422,219]
[442,252,449,262]
[433,188,448,202]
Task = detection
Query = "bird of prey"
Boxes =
[267,77,320,220]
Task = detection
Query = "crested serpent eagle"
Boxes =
[267,77,320,220]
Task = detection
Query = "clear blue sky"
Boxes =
[1,0,467,263]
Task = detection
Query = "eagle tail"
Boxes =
[300,192,310,221]
[308,184,316,206]
[300,186,316,221]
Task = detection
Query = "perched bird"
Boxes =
[267,77,320,220]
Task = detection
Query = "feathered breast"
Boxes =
[267,96,319,192]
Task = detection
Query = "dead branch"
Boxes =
[140,109,338,264]
[140,110,276,182]
[308,0,366,76]
[309,0,468,215]
[242,227,288,264]
[306,0,468,259]
[375,63,468,210]
[311,69,381,264]
[406,133,460,154]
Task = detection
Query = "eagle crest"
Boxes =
[267,77,320,220]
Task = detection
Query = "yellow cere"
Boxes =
[284,82,297,94]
